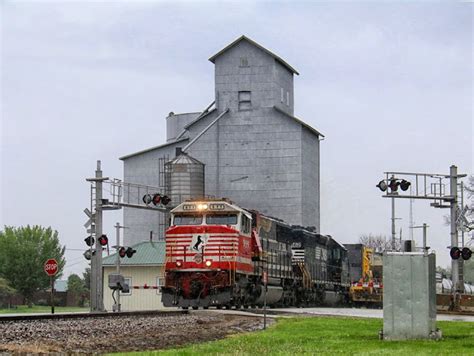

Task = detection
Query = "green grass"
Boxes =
[0,305,88,314]
[119,316,474,355]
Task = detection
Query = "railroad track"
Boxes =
[0,309,185,322]
[2,307,473,323]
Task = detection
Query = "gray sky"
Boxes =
[1,1,472,277]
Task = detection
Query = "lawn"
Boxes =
[0,305,89,314]
[121,316,474,355]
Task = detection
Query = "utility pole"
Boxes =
[87,161,107,312]
[460,181,465,247]
[391,196,396,251]
[114,222,125,312]
[413,223,429,256]
[450,165,462,293]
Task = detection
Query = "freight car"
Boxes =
[161,199,350,309]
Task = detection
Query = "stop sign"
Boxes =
[44,259,58,276]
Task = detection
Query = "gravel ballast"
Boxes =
[0,312,265,353]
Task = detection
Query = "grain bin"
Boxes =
[164,152,205,206]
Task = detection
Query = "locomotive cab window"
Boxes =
[173,214,203,225]
[206,214,238,225]
[241,214,251,234]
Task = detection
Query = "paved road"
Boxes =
[272,307,474,322]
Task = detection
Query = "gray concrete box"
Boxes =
[383,252,437,340]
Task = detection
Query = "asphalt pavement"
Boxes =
[272,307,474,322]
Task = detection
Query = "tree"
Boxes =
[0,226,65,306]
[465,175,474,224]
[436,266,451,279]
[0,278,16,299]
[67,273,88,307]
[67,274,85,294]
[359,234,401,253]
[0,278,16,308]
[82,267,91,293]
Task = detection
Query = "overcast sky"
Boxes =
[1,1,472,277]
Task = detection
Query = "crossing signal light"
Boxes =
[388,178,399,192]
[98,234,108,246]
[450,247,461,260]
[84,236,95,247]
[142,193,171,206]
[142,194,153,205]
[400,180,411,191]
[376,180,387,192]
[462,247,472,261]
[152,194,161,205]
[83,249,96,260]
[119,247,127,258]
[161,195,171,206]
[126,247,137,258]
[118,246,136,258]
[377,178,411,193]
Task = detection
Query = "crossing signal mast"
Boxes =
[85,160,173,312]
[376,165,469,303]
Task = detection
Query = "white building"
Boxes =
[102,241,167,311]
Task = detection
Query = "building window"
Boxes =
[280,88,284,103]
[240,57,249,67]
[122,277,132,296]
[238,91,251,111]
[156,277,164,295]
[286,91,290,106]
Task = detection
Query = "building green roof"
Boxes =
[102,241,166,266]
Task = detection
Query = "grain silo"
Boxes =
[164,150,205,206]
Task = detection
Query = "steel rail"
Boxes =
[0,310,185,323]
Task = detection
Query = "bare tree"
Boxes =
[359,234,401,253]
[444,175,474,228]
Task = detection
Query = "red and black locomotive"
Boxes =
[161,199,350,309]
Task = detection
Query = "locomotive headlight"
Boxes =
[176,260,183,267]
[197,203,208,210]
[205,260,212,267]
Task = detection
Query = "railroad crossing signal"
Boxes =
[456,205,471,232]
[118,247,136,258]
[376,178,411,193]
[83,249,96,260]
[83,208,95,228]
[142,193,171,206]
[98,234,109,246]
[84,235,95,247]
[450,247,472,261]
